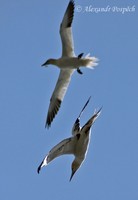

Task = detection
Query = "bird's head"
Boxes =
[41,59,57,66]
[70,158,82,181]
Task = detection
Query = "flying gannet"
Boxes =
[42,0,98,128]
[37,97,102,181]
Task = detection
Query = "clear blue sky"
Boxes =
[0,0,138,199]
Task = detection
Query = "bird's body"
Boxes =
[37,97,102,181]
[42,0,98,127]
[46,56,98,69]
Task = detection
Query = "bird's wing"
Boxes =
[60,0,75,57]
[37,136,77,174]
[72,97,91,136]
[81,107,102,134]
[46,69,74,128]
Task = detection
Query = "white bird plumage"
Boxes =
[42,0,99,128]
[37,97,102,181]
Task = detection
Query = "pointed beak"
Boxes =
[69,170,76,182]
[41,60,49,67]
[41,61,47,67]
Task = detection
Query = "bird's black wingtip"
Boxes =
[37,166,41,174]
[70,0,75,5]
[45,123,50,129]
[97,106,103,114]
[45,120,51,129]
[45,98,61,129]
[88,96,91,102]
[84,96,91,109]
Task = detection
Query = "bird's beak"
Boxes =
[41,61,48,67]
[69,170,76,182]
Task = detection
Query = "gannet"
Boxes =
[42,0,98,128]
[37,97,102,181]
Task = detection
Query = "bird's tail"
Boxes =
[91,107,102,124]
[82,53,99,69]
[82,107,102,132]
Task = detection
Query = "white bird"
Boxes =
[37,97,102,181]
[42,0,98,128]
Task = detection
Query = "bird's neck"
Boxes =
[49,58,59,66]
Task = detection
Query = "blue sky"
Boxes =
[0,0,138,199]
